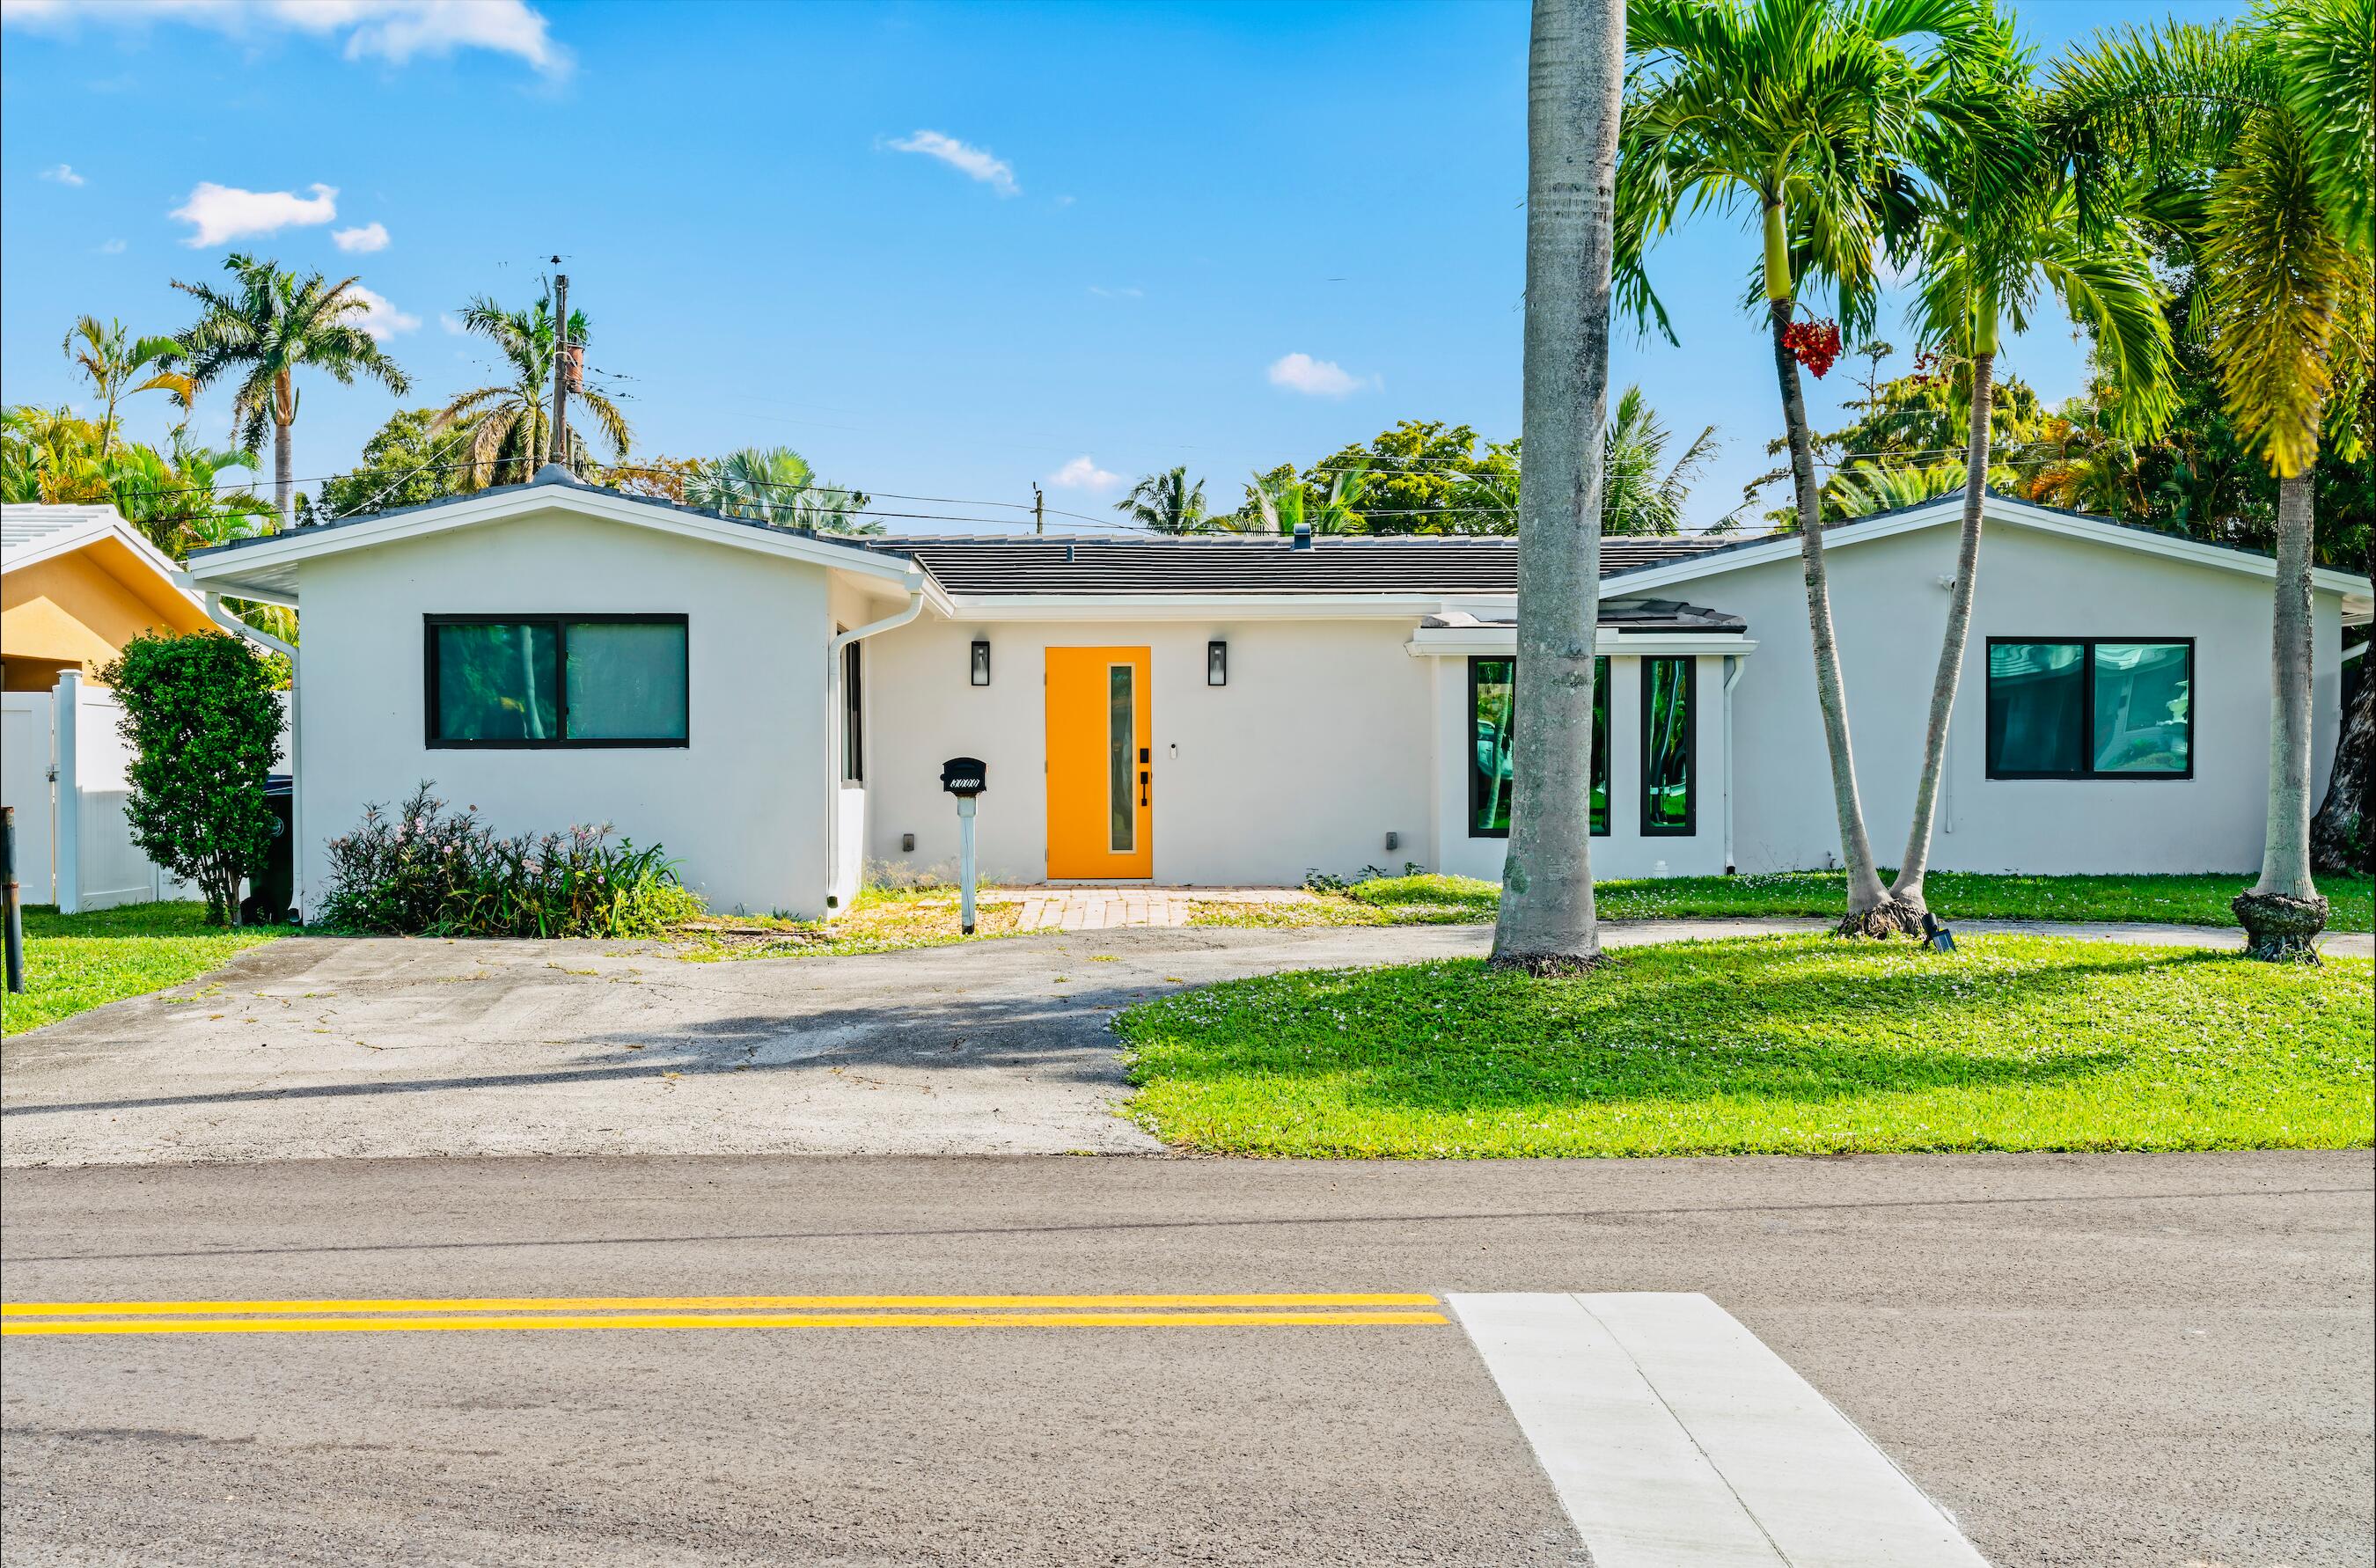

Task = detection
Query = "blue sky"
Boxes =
[1,0,2240,532]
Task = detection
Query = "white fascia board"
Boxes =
[7,511,209,613]
[1602,495,2374,611]
[181,484,924,599]
[950,592,1449,622]
[1406,630,1759,658]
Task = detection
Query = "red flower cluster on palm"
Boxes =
[1782,319,1843,378]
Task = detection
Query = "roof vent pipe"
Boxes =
[1292,522,1313,550]
[1064,543,1075,562]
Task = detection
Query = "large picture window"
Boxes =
[427,615,688,748]
[1985,639,2192,779]
[1640,656,1695,835]
[1469,656,1608,838]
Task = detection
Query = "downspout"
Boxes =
[205,594,301,919]
[1721,654,1747,875]
[824,588,925,911]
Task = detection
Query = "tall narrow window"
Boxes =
[1640,656,1694,835]
[1469,656,1609,838]
[1986,639,2192,779]
[1108,662,1135,853]
[841,639,864,783]
[427,616,686,748]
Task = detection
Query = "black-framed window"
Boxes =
[1640,656,1695,835]
[426,615,687,748]
[1985,638,2192,779]
[841,638,864,783]
[1469,656,1609,838]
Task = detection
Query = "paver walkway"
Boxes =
[1004,887,1315,931]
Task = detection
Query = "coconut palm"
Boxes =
[683,446,876,533]
[1602,386,1718,535]
[2052,0,2372,957]
[1487,0,1626,974]
[61,316,194,454]
[437,284,630,489]
[1887,27,2178,918]
[1249,460,1370,535]
[1615,0,2006,936]
[1115,466,1208,533]
[173,253,409,525]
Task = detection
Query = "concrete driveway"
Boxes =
[6,918,2359,1169]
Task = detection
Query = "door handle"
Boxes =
[1140,770,1149,808]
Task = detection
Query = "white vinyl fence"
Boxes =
[0,670,286,912]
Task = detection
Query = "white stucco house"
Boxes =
[180,467,2372,919]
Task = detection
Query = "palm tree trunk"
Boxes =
[1764,277,1904,935]
[274,417,295,528]
[2309,530,2374,875]
[2236,469,2328,958]
[1489,0,1625,974]
[1893,337,1996,912]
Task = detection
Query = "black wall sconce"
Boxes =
[1207,640,1228,686]
[970,639,992,686]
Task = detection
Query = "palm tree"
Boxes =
[1488,0,1626,975]
[61,316,194,454]
[1888,26,2178,917]
[1116,466,1207,532]
[683,446,876,532]
[173,253,409,525]
[437,284,630,489]
[1602,386,1718,535]
[1249,460,1369,534]
[2053,0,2372,958]
[1615,0,2003,936]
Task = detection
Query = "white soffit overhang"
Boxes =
[1405,628,1759,658]
[1600,494,2375,619]
[179,480,928,608]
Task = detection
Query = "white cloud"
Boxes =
[346,284,419,340]
[2,1,569,77]
[97,237,126,254]
[1048,456,1119,490]
[39,162,84,185]
[1266,352,1373,398]
[333,221,389,253]
[888,129,1018,196]
[170,180,337,246]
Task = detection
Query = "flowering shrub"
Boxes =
[318,784,702,938]
[1781,318,1843,377]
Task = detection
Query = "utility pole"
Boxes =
[546,263,571,471]
[1032,481,1045,536]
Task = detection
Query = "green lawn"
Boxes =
[0,903,292,1036]
[1118,934,2376,1158]
[1192,870,2376,933]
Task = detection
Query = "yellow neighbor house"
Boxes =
[2,504,217,692]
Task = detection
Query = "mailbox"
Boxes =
[942,757,986,796]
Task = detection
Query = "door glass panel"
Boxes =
[1108,663,1134,853]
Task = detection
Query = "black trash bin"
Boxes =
[241,774,296,926]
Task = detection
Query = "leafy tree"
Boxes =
[599,455,706,502]
[2054,0,2372,955]
[102,632,283,926]
[437,282,629,487]
[1308,421,1522,534]
[1616,0,2006,936]
[682,446,874,532]
[1116,466,1208,533]
[1,405,271,561]
[1490,0,1625,975]
[173,253,409,525]
[61,316,192,453]
[310,407,482,523]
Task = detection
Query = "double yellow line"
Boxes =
[1,1293,1448,1337]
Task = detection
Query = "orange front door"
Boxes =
[1045,646,1153,879]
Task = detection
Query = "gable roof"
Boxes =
[4,503,190,583]
[862,532,1730,597]
[1599,490,2373,619]
[181,466,930,605]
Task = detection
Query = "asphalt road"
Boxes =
[4,1149,2370,1566]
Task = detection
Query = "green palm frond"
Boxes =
[2261,0,2373,250]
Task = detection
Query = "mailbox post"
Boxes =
[940,757,987,934]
